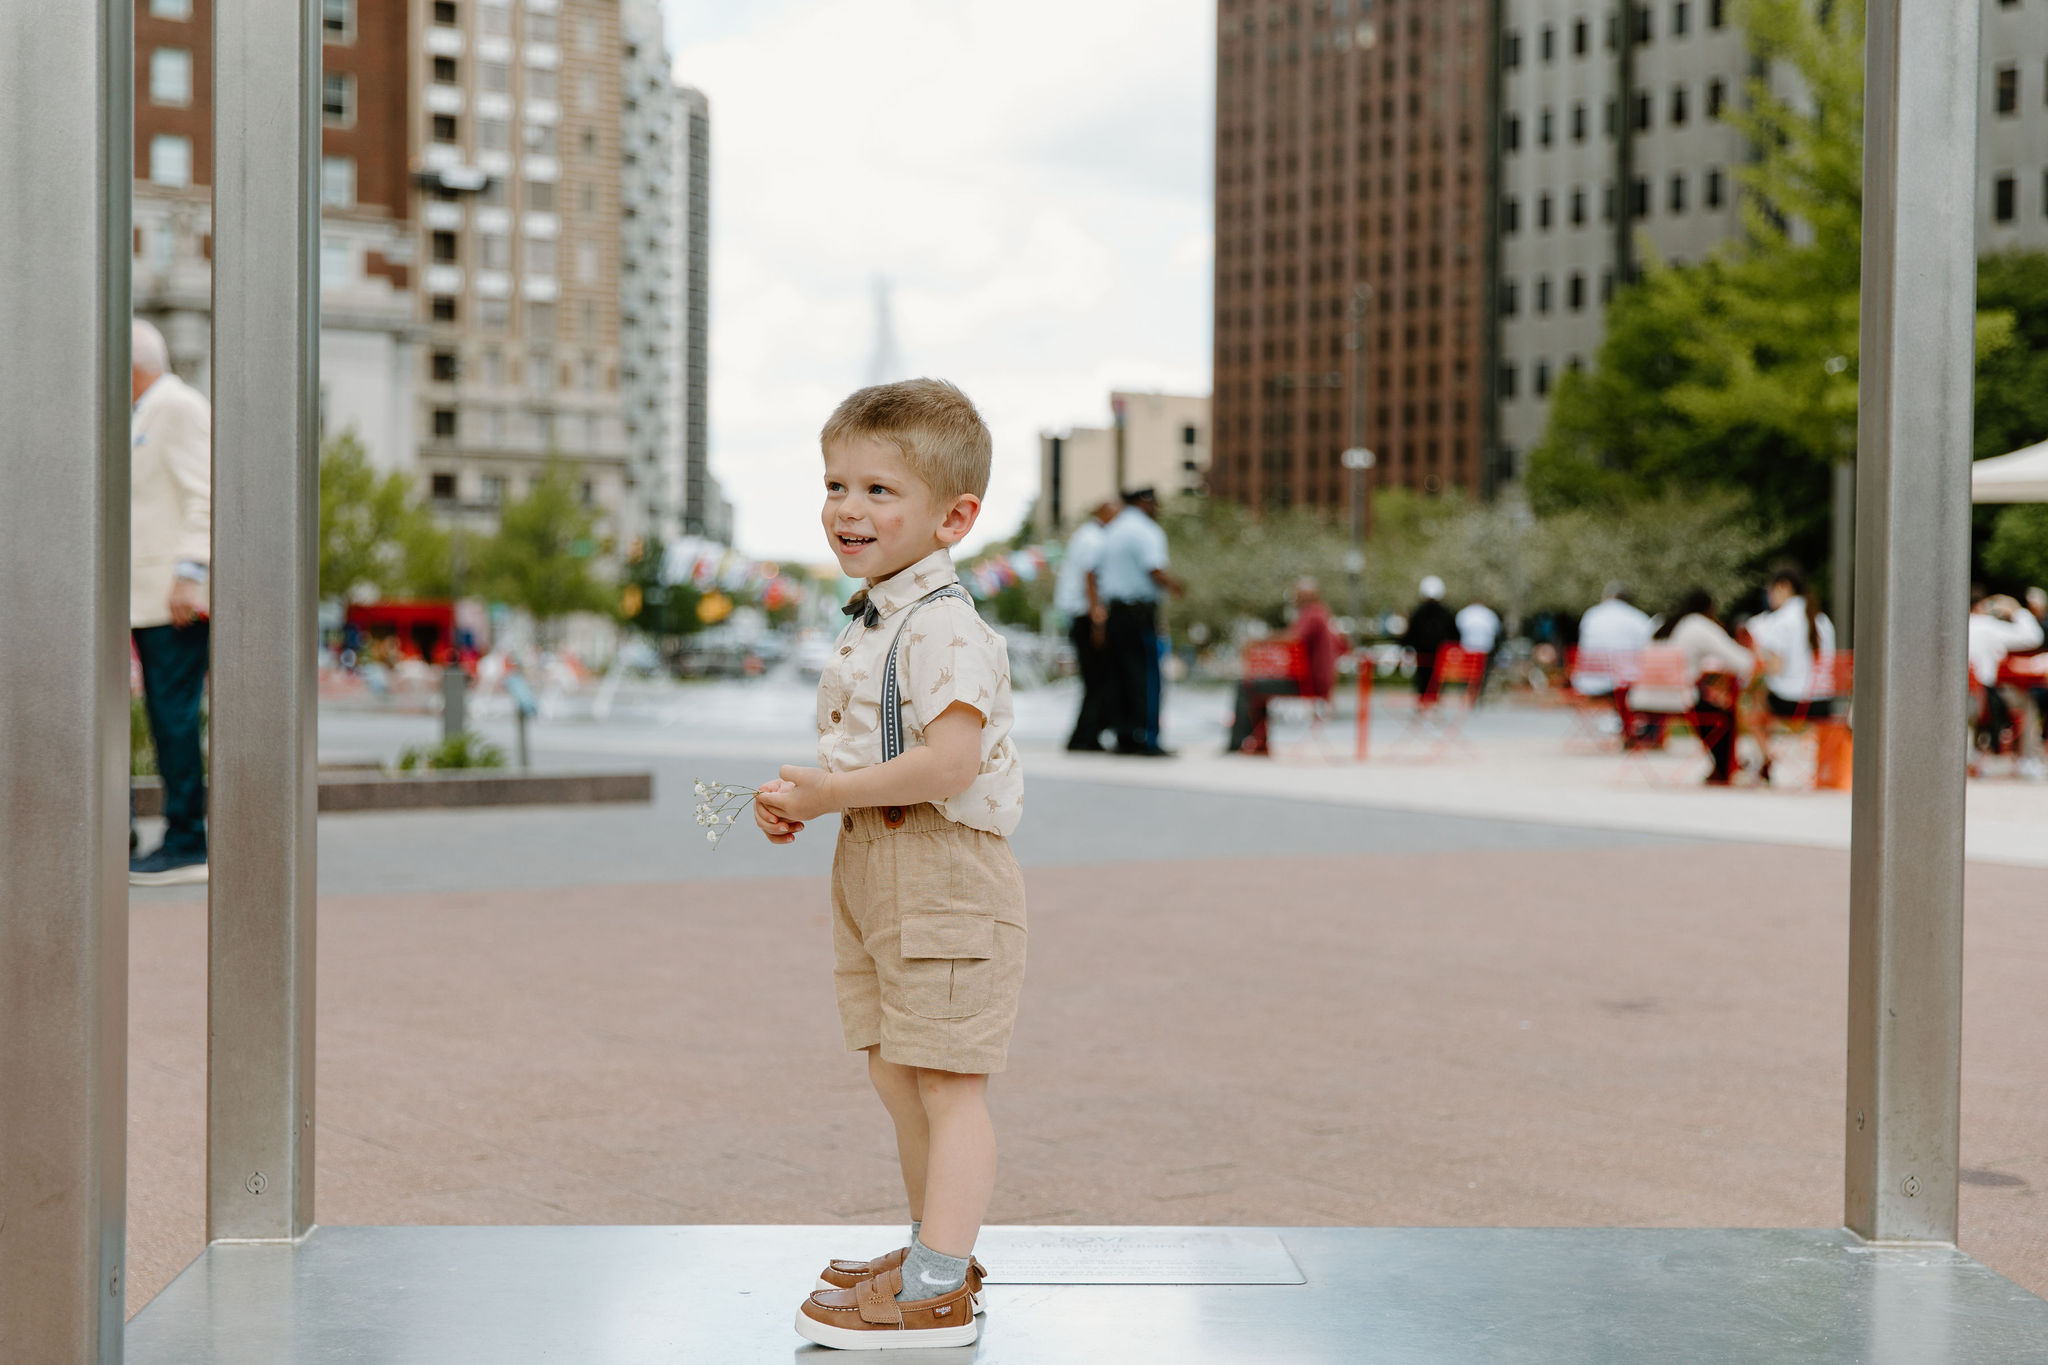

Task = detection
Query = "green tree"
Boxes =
[1983,504,2048,591]
[318,431,459,601]
[619,541,706,650]
[477,460,614,637]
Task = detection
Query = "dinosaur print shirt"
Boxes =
[816,549,1023,837]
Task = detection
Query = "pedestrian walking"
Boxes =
[128,318,213,886]
[752,379,1024,1349]
[1401,576,1458,699]
[1087,487,1183,756]
[1056,501,1118,751]
[1454,596,1502,702]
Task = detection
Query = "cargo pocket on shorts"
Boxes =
[898,913,995,1020]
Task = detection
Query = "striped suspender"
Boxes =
[879,585,975,762]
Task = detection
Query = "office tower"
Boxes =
[412,0,629,533]
[1037,393,1212,539]
[1211,0,1495,515]
[617,3,722,547]
[131,0,417,462]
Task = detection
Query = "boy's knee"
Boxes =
[913,1067,987,1104]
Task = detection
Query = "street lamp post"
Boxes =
[1343,283,1375,626]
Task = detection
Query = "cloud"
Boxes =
[667,0,1214,560]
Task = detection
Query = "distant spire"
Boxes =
[865,275,903,386]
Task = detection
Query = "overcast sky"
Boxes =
[663,0,1215,563]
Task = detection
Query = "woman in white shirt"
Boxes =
[1749,565,1837,720]
[1635,590,1755,784]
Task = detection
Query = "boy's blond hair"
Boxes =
[820,378,993,501]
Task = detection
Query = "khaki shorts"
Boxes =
[832,803,1027,1074]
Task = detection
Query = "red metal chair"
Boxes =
[1562,646,1638,753]
[1387,644,1484,759]
[1239,640,1342,761]
[1757,651,1855,790]
[1615,646,1732,786]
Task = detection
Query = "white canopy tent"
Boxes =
[1972,440,2048,502]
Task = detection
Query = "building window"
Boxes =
[1670,85,1688,125]
[1500,278,1519,317]
[1705,167,1724,208]
[1502,196,1520,233]
[1538,108,1554,146]
[578,127,598,157]
[1499,363,1518,400]
[527,352,554,394]
[480,2,510,37]
[322,0,353,42]
[481,474,507,504]
[1540,25,1555,61]
[1632,176,1651,219]
[1536,276,1552,314]
[1669,174,1687,213]
[1568,274,1586,311]
[1573,19,1589,55]
[1673,1,1689,36]
[481,60,510,93]
[149,0,191,16]
[1996,64,2019,116]
[575,241,599,283]
[527,124,559,156]
[525,180,555,211]
[530,11,560,44]
[1503,114,1521,152]
[431,0,458,26]
[430,113,459,144]
[148,134,192,187]
[1633,90,1652,131]
[149,47,191,105]
[431,295,459,322]
[1535,361,1553,397]
[1995,173,2017,223]
[320,155,355,207]
[478,117,509,151]
[1634,4,1652,41]
[526,237,557,276]
[1570,187,1586,225]
[431,350,460,383]
[1537,193,1553,230]
[432,408,458,438]
[1503,29,1522,69]
[322,71,353,126]
[478,232,509,270]
[430,472,458,501]
[433,54,459,84]
[1707,78,1725,118]
[1710,0,1725,27]
[478,298,510,331]
[1571,103,1587,142]
[527,68,558,102]
[525,300,556,337]
[320,236,353,285]
[431,230,458,263]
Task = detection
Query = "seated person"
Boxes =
[1228,578,1341,755]
[1968,588,2045,762]
[1630,589,1754,785]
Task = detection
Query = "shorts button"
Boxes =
[842,815,854,832]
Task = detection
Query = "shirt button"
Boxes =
[831,710,842,723]
[840,646,853,656]
[842,815,854,832]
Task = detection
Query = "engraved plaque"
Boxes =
[976,1228,1305,1285]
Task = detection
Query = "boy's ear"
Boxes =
[935,492,982,547]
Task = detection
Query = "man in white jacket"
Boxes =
[129,319,212,885]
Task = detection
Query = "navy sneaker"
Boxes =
[130,846,208,886]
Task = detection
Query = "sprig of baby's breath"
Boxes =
[692,779,757,849]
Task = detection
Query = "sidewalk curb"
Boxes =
[131,769,653,817]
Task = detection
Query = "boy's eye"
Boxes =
[869,484,891,496]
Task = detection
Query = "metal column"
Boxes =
[208,0,321,1242]
[1846,0,1980,1244]
[0,0,133,1356]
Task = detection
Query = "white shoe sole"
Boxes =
[814,1279,983,1314]
[130,863,208,886]
[794,1308,978,1350]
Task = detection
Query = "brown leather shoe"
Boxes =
[794,1266,978,1350]
[814,1248,986,1314]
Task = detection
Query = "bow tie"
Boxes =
[843,590,880,628]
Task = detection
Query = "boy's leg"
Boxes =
[866,1046,929,1220]
[912,1069,995,1260]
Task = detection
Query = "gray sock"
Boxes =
[896,1234,970,1302]
[910,1219,921,1248]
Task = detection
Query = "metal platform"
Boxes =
[126,1224,2048,1364]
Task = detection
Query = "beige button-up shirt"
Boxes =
[816,550,1023,837]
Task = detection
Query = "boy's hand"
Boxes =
[754,779,804,844]
[762,765,837,824]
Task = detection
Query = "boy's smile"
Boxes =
[821,435,978,583]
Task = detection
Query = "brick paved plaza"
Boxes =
[124,690,2048,1315]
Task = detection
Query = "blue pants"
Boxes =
[134,621,209,857]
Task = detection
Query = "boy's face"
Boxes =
[821,435,981,583]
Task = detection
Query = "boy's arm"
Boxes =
[759,702,984,828]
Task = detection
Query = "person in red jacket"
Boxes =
[1228,578,1341,754]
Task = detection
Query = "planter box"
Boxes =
[131,768,653,817]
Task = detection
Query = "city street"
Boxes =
[123,681,2048,1315]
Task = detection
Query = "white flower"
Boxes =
[705,829,718,843]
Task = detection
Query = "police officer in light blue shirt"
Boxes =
[1085,488,1183,755]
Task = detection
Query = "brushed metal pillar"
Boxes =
[0,0,133,1356]
[209,0,320,1242]
[1845,0,1979,1244]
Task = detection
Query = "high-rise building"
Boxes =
[1211,0,1495,515]
[1496,0,2048,482]
[1036,391,1211,539]
[132,0,418,464]
[411,0,631,534]
[617,3,722,547]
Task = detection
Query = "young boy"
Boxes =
[756,378,1025,1350]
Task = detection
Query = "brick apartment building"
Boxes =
[1211,0,1495,514]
